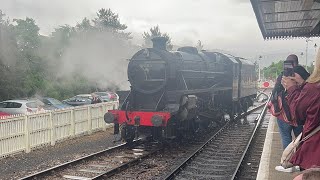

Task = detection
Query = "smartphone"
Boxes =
[283,60,294,77]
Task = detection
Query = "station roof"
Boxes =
[250,0,320,39]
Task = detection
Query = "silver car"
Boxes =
[62,94,93,106]
[0,99,44,115]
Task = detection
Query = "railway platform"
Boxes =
[257,115,300,180]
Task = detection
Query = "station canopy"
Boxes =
[251,0,320,39]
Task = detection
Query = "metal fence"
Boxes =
[0,101,118,158]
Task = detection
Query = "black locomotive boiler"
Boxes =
[104,37,257,142]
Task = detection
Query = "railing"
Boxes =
[0,101,118,158]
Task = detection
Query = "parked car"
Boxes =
[92,92,119,102]
[92,92,109,102]
[62,94,93,106]
[39,97,72,110]
[0,112,10,118]
[0,99,45,115]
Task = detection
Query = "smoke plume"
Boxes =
[55,31,139,91]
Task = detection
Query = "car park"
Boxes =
[0,99,45,115]
[92,92,119,102]
[39,97,72,110]
[62,94,93,106]
[108,92,119,101]
[92,92,110,102]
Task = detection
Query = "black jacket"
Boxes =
[271,65,310,97]
[270,65,310,123]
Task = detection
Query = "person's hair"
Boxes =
[307,48,320,83]
[302,168,320,180]
[286,54,299,65]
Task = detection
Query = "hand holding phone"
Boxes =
[283,60,294,77]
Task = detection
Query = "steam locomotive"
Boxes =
[104,37,257,142]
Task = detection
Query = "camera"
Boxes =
[283,60,294,77]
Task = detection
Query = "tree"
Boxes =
[0,10,21,101]
[0,10,6,24]
[51,25,75,50]
[0,9,134,101]
[76,18,92,32]
[262,61,283,80]
[143,25,173,50]
[92,8,131,39]
[93,8,126,30]
[13,18,40,51]
[196,40,204,51]
[12,17,47,97]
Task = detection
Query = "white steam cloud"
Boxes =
[57,31,139,91]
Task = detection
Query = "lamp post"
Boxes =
[300,52,304,66]
[258,55,262,82]
[313,43,317,66]
[306,38,312,69]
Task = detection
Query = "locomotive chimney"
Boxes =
[151,37,167,51]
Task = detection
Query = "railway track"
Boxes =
[235,113,270,180]
[164,98,270,180]
[19,139,163,180]
[19,96,270,180]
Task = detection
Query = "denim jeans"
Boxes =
[277,118,303,149]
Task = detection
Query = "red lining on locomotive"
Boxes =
[108,110,171,126]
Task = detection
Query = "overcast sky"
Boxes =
[1,0,320,67]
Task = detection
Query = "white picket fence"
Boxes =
[0,101,118,158]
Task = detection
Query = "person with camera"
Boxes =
[271,54,309,151]
[280,50,320,171]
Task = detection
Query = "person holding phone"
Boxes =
[271,55,309,150]
[281,50,320,171]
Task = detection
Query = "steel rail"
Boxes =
[164,101,268,180]
[231,95,271,179]
[19,140,141,180]
[92,148,162,179]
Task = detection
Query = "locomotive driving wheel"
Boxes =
[119,124,135,143]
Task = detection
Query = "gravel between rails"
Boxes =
[108,143,200,180]
[108,127,223,180]
[0,127,122,180]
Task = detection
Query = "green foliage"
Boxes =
[0,8,132,101]
[92,8,131,39]
[262,60,314,80]
[13,18,40,50]
[262,60,283,80]
[143,25,173,50]
[76,18,92,32]
[0,10,6,23]
[93,8,127,31]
